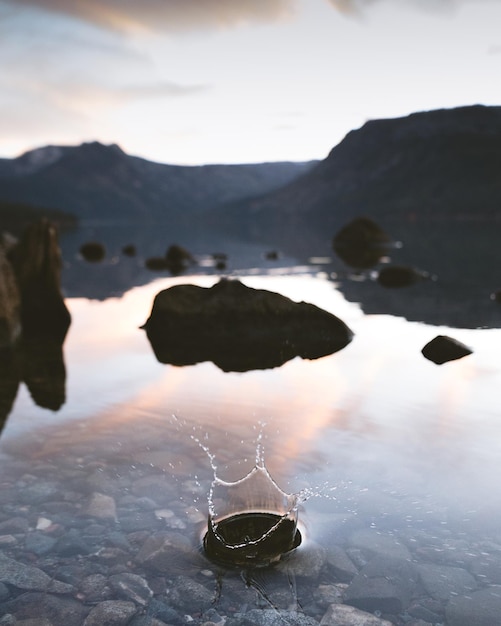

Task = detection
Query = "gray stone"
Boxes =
[417,563,477,601]
[147,599,184,625]
[228,609,319,626]
[83,600,137,626]
[55,528,93,556]
[0,581,10,601]
[326,545,358,582]
[0,516,29,534]
[470,553,501,584]
[83,492,117,520]
[348,529,412,561]
[3,592,88,623]
[320,603,393,626]
[344,555,418,614]
[109,573,153,606]
[0,552,73,593]
[167,575,214,612]
[446,586,501,626]
[79,573,113,603]
[136,531,203,575]
[25,531,58,556]
[277,540,326,578]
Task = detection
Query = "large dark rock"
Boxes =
[9,218,71,342]
[0,244,21,347]
[0,219,70,427]
[142,279,353,372]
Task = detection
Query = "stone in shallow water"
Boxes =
[83,600,137,626]
[417,563,477,601]
[446,587,501,626]
[109,573,153,606]
[166,575,214,612]
[83,491,117,520]
[3,592,88,623]
[344,555,418,615]
[227,609,319,626]
[0,552,73,593]
[320,603,393,626]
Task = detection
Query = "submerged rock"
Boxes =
[421,335,473,364]
[377,265,427,288]
[142,278,354,372]
[333,217,391,269]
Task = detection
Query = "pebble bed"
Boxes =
[1,429,501,626]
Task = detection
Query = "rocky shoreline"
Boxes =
[0,428,501,626]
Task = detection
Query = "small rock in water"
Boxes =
[83,600,137,626]
[227,609,319,626]
[0,552,73,593]
[446,587,501,626]
[320,603,394,626]
[83,491,117,520]
[417,563,477,601]
[109,573,153,606]
[421,334,472,364]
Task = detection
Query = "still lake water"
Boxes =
[2,266,501,624]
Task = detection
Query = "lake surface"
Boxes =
[1,264,501,625]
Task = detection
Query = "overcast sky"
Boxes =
[1,0,500,165]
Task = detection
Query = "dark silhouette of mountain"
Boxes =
[0,141,316,221]
[211,104,501,242]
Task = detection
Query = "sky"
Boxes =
[1,0,501,165]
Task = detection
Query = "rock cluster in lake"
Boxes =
[142,278,353,372]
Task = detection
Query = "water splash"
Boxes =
[191,426,305,568]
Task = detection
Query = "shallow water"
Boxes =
[2,270,501,624]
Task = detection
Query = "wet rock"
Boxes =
[3,592,88,623]
[407,599,443,624]
[344,555,418,614]
[446,587,501,626]
[79,573,113,603]
[25,531,58,556]
[333,216,392,269]
[326,545,359,582]
[320,603,393,626]
[0,516,29,534]
[0,552,73,593]
[417,563,477,601]
[109,573,153,606]
[54,528,94,556]
[348,529,412,561]
[10,219,70,341]
[165,244,195,274]
[147,599,184,625]
[421,334,473,364]
[277,540,327,578]
[313,584,345,607]
[83,600,137,626]
[135,531,199,575]
[122,244,136,257]
[83,491,117,521]
[0,245,21,347]
[80,241,106,263]
[227,609,319,626]
[142,278,353,372]
[167,575,214,612]
[470,553,501,584]
[377,265,427,288]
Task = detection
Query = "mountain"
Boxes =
[0,141,316,221]
[212,104,501,242]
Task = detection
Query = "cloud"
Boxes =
[3,0,296,33]
[325,0,491,15]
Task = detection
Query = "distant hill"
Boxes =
[0,142,316,222]
[211,104,501,243]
